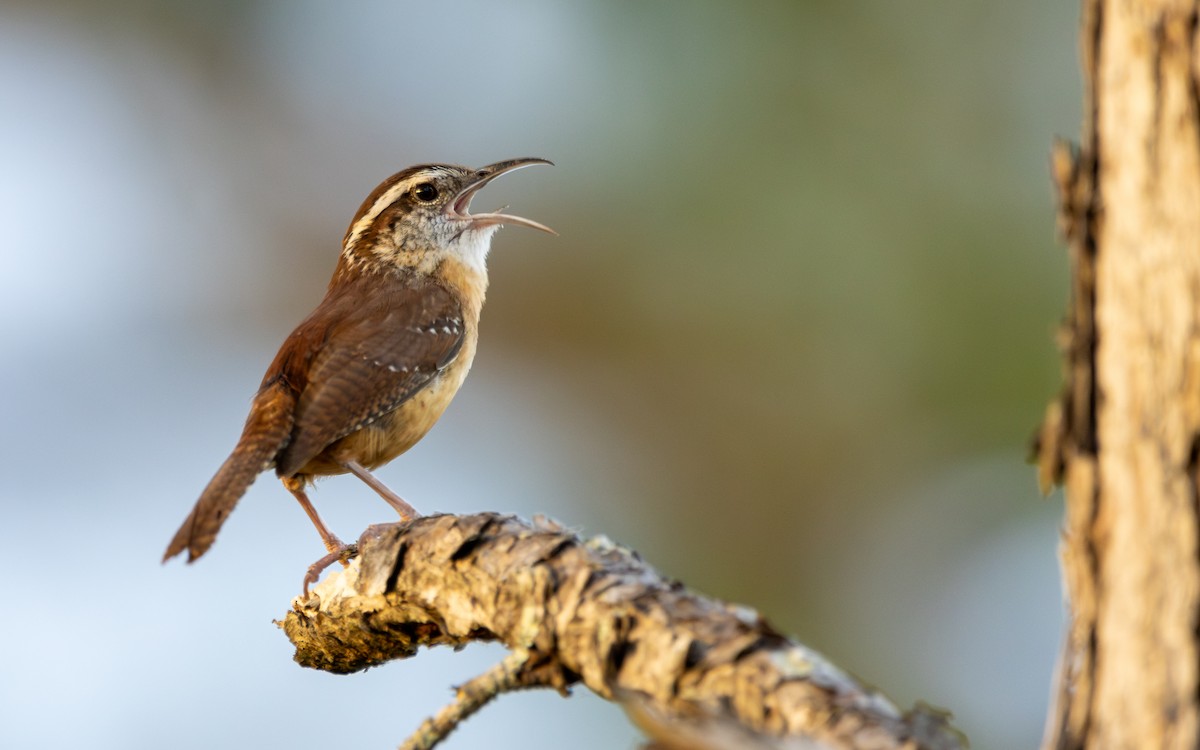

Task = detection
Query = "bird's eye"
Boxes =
[412,183,439,202]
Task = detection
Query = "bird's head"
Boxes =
[339,158,555,277]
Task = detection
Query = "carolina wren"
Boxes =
[164,158,554,565]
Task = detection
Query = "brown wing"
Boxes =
[273,276,464,477]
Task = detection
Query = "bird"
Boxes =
[163,158,554,567]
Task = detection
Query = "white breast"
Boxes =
[453,225,501,274]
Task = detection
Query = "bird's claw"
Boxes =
[301,542,360,598]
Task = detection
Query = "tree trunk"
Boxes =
[1037,1,1200,746]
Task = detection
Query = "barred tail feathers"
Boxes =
[163,382,295,563]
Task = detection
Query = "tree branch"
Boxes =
[279,513,965,750]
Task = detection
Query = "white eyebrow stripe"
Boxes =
[343,180,412,254]
[342,167,454,254]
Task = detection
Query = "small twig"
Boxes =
[400,651,538,750]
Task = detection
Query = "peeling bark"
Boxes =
[1037,1,1200,747]
[280,514,965,750]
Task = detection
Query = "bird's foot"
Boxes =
[302,541,360,597]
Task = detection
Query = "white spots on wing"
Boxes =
[363,356,411,373]
[409,316,462,337]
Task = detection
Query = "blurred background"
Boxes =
[0,1,1077,748]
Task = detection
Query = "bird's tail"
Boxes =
[163,381,295,563]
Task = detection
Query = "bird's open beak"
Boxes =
[447,158,557,235]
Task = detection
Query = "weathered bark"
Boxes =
[1036,1,1200,747]
[280,514,964,750]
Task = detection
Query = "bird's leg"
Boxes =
[283,476,361,596]
[299,525,398,597]
[281,475,352,560]
[341,459,419,521]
